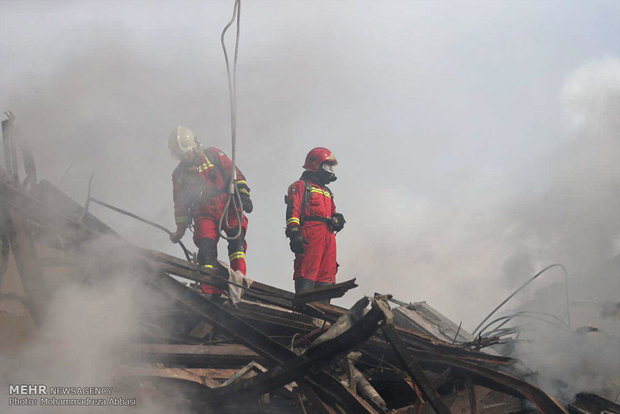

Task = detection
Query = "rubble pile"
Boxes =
[0,116,618,413]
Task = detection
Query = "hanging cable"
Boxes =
[89,196,195,263]
[218,0,244,241]
[477,310,570,338]
[481,314,569,339]
[80,174,195,262]
[472,263,570,336]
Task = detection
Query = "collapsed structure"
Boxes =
[0,113,618,413]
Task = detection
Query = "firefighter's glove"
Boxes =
[288,227,307,254]
[170,225,186,243]
[331,213,346,232]
[240,194,253,213]
[237,182,253,213]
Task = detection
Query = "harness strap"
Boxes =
[300,179,333,225]
[285,179,334,228]
[190,148,233,215]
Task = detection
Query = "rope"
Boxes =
[218,0,245,241]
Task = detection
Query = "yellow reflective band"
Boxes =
[287,217,300,225]
[236,180,248,185]
[239,188,250,195]
[196,156,215,173]
[229,251,246,260]
[175,216,189,224]
[309,188,332,198]
[197,163,214,173]
[202,264,214,269]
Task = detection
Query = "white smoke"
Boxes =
[0,234,196,413]
[508,57,620,400]
[1,1,619,407]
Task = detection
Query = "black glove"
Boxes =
[331,213,345,232]
[237,181,253,213]
[287,227,307,254]
[241,194,253,213]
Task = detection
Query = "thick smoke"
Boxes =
[0,235,195,413]
[350,57,620,398]
[344,56,620,328]
[508,58,620,401]
[2,0,619,324]
[1,0,619,407]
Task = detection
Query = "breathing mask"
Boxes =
[316,162,337,184]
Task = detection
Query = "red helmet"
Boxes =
[303,147,337,171]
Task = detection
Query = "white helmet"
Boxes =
[169,126,197,158]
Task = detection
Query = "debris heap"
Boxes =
[0,115,618,413]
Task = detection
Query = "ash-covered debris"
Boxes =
[0,114,618,413]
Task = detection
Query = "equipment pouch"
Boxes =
[331,213,346,232]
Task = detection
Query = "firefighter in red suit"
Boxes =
[168,126,252,296]
[285,147,345,293]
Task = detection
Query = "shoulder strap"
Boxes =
[301,179,313,218]
[203,147,222,171]
[203,147,232,187]
[302,179,311,205]
[290,179,330,221]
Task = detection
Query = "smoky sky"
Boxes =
[1,0,620,329]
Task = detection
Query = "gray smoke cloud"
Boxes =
[1,0,619,406]
[2,0,619,323]
[507,57,620,401]
[0,234,197,413]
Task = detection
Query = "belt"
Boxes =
[302,216,332,225]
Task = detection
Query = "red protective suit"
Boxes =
[286,177,338,284]
[172,147,248,293]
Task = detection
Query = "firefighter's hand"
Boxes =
[331,213,345,232]
[170,226,186,243]
[237,181,253,213]
[288,227,307,254]
[241,194,253,213]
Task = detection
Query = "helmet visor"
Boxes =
[321,163,335,173]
